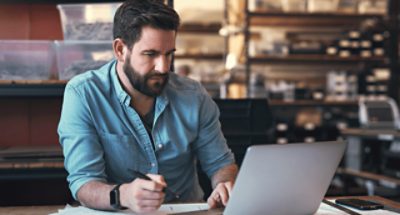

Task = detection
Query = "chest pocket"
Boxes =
[99,133,150,182]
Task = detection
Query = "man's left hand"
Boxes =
[207,181,234,208]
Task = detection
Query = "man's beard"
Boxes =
[123,57,169,97]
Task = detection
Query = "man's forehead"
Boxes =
[133,26,176,52]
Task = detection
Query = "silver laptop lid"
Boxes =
[224,141,346,215]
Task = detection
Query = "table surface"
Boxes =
[1,196,399,215]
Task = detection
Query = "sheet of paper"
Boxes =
[315,202,348,215]
[159,203,209,213]
[49,203,210,215]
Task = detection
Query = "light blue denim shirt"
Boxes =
[58,60,235,202]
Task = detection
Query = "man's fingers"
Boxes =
[224,181,234,197]
[135,205,160,214]
[136,188,165,200]
[138,178,166,192]
[136,198,164,207]
[207,182,235,208]
[147,174,167,187]
[207,194,218,208]
[219,191,228,206]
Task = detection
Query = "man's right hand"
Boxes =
[119,174,167,213]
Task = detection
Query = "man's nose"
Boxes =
[155,56,170,73]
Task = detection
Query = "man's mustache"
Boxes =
[147,71,170,78]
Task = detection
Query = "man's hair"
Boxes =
[113,0,180,49]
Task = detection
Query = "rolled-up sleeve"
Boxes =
[58,84,107,200]
[193,87,235,178]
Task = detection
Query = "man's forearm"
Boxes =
[211,163,238,188]
[77,180,115,210]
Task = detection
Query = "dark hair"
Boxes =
[113,0,180,49]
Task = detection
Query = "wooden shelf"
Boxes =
[269,99,358,106]
[0,0,122,3]
[0,81,67,97]
[337,167,400,187]
[179,23,222,34]
[175,53,224,60]
[248,11,384,27]
[249,54,386,64]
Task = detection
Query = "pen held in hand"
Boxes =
[132,170,180,200]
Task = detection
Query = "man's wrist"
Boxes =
[118,183,128,209]
[110,184,128,210]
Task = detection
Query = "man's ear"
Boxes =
[113,38,126,62]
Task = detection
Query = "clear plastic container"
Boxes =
[0,40,55,80]
[308,0,339,13]
[281,0,307,12]
[55,41,114,80]
[248,0,283,12]
[358,0,387,15]
[57,3,121,40]
[337,0,359,14]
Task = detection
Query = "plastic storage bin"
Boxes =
[248,0,283,12]
[0,40,54,80]
[308,0,339,13]
[57,3,121,40]
[358,0,387,15]
[337,0,359,14]
[281,0,307,12]
[55,41,114,80]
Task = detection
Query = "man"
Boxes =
[58,0,238,213]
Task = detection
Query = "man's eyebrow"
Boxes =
[141,48,176,54]
[141,49,159,53]
[166,48,176,54]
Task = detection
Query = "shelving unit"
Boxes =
[222,0,398,100]
[249,55,386,64]
[242,3,391,96]
[248,11,383,27]
[222,0,399,144]
[175,22,225,61]
[173,0,226,97]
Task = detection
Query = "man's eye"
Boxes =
[144,52,157,57]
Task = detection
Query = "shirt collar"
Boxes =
[110,60,130,106]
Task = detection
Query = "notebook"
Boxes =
[223,140,346,215]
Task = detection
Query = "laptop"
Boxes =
[223,140,346,215]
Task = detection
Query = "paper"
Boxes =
[50,203,209,215]
[159,203,209,213]
[315,202,348,215]
[50,201,400,215]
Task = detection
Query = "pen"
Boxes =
[132,170,180,200]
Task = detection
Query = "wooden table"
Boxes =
[0,205,63,215]
[1,196,399,215]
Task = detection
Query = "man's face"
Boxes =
[123,26,176,97]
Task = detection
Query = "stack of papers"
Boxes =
[50,203,210,215]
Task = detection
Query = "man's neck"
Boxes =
[130,92,155,117]
[116,62,155,117]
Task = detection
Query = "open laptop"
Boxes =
[223,140,346,215]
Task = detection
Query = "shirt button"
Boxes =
[151,163,156,167]
[158,144,163,149]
